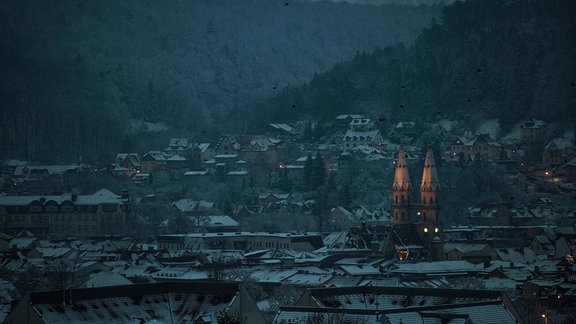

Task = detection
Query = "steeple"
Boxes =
[420,145,439,192]
[392,144,412,224]
[393,144,411,191]
[419,145,441,235]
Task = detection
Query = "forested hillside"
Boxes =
[0,0,441,163]
[244,0,576,135]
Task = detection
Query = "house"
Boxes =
[232,205,264,221]
[258,192,290,207]
[3,281,266,324]
[443,242,498,261]
[341,130,384,152]
[10,164,84,195]
[140,150,171,173]
[349,118,373,131]
[241,136,279,167]
[215,135,241,155]
[165,137,192,155]
[197,143,216,162]
[466,133,502,162]
[543,138,576,167]
[156,232,324,252]
[329,207,357,230]
[267,123,296,137]
[334,114,365,129]
[328,206,376,231]
[530,235,555,256]
[171,199,219,216]
[275,286,522,324]
[520,119,547,143]
[0,188,132,237]
[566,157,576,182]
[555,235,576,259]
[194,215,240,233]
[113,153,140,177]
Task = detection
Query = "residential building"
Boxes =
[520,119,547,143]
[542,138,576,167]
[275,286,522,324]
[0,189,132,238]
[4,282,265,324]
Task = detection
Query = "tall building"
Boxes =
[389,145,443,260]
[391,144,412,224]
[418,146,441,239]
[0,189,132,238]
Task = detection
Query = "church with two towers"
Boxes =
[390,144,443,260]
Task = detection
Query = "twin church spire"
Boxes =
[391,145,440,230]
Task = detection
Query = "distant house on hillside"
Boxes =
[113,153,140,177]
[341,130,384,152]
[543,138,576,167]
[349,118,373,131]
[520,119,547,143]
[215,135,279,168]
[467,133,502,162]
[141,151,170,172]
[334,114,365,129]
[267,123,298,138]
[165,137,192,155]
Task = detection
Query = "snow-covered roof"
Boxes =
[336,114,364,120]
[172,199,215,213]
[0,188,123,206]
[343,130,381,141]
[269,123,293,133]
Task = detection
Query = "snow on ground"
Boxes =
[129,119,169,133]
[475,119,500,139]
[500,121,523,145]
[436,119,457,133]
[564,129,575,141]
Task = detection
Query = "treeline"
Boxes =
[0,0,441,163]
[242,0,576,135]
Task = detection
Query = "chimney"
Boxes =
[71,188,80,202]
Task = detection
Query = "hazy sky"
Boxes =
[315,0,456,5]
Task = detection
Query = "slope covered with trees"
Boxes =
[244,0,576,135]
[0,0,441,163]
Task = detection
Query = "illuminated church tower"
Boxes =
[418,145,441,236]
[392,144,412,224]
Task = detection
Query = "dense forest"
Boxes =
[243,0,576,136]
[0,0,441,163]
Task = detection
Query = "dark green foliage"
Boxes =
[0,0,440,163]
[246,0,576,134]
[338,182,352,208]
[303,152,327,191]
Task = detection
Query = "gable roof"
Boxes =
[13,282,255,324]
[0,188,123,207]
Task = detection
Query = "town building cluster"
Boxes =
[0,115,575,322]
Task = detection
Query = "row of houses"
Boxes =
[1,223,575,322]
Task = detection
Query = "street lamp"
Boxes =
[541,313,548,324]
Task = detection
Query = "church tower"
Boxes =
[392,144,412,224]
[419,145,441,236]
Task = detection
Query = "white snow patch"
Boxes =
[500,121,523,145]
[475,119,500,139]
[564,129,575,141]
[436,119,457,133]
[128,119,169,133]
[257,299,271,311]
